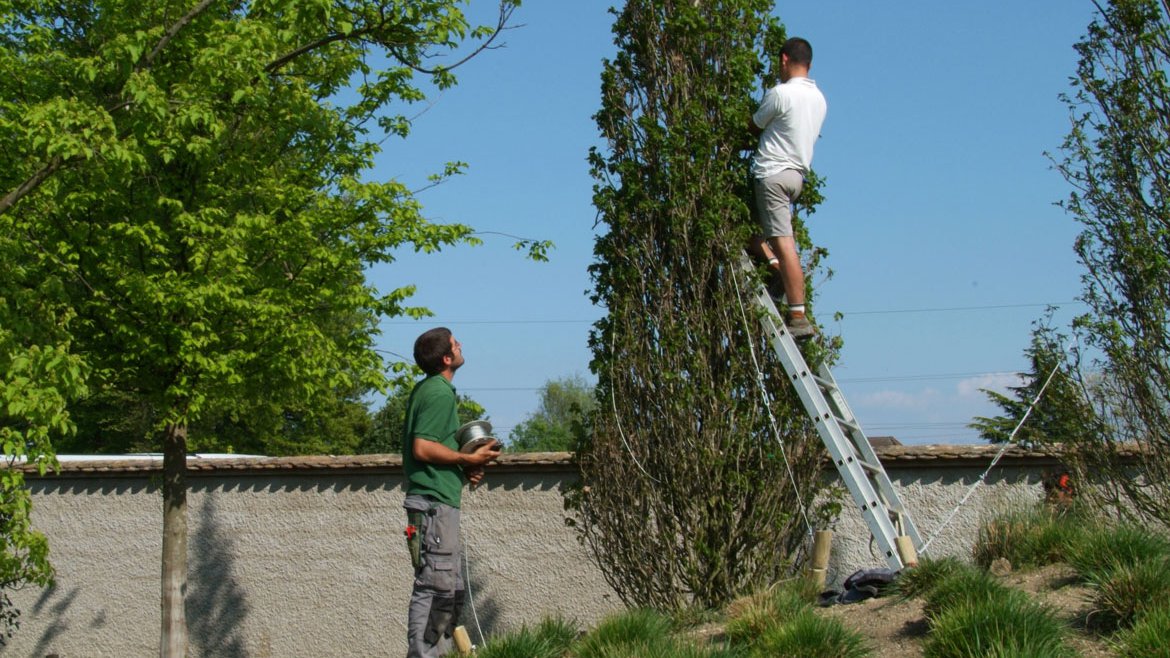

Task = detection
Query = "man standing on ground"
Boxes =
[748,36,827,339]
[402,327,501,658]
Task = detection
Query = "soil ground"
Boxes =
[815,563,1114,657]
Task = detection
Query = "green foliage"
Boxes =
[507,374,595,452]
[477,616,578,658]
[1,0,524,449]
[571,609,677,658]
[1114,603,1170,657]
[892,557,968,601]
[0,259,86,639]
[1,0,525,649]
[972,505,1086,570]
[923,596,1073,658]
[1091,557,1170,631]
[723,578,818,643]
[360,378,485,454]
[749,609,869,658]
[970,319,1098,448]
[921,568,1014,621]
[574,0,830,612]
[1065,523,1170,584]
[1052,0,1170,524]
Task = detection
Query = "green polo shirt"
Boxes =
[402,374,465,508]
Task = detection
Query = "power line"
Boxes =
[381,300,1084,325]
[456,369,1022,392]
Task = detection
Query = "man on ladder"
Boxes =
[747,36,827,339]
[741,39,922,571]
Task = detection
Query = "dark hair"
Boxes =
[781,37,813,66]
[414,327,453,376]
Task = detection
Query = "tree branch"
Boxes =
[0,157,63,217]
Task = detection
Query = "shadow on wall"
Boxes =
[188,495,251,657]
[461,551,501,649]
[29,584,81,657]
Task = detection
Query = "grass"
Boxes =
[1113,603,1170,658]
[920,566,1014,620]
[748,608,868,658]
[475,616,577,658]
[971,505,1084,570]
[1090,556,1170,631]
[923,596,1073,658]
[723,578,817,642]
[893,556,967,600]
[472,506,1170,658]
[1065,523,1170,584]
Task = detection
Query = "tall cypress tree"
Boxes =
[571,0,833,610]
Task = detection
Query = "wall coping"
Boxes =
[9,443,1139,479]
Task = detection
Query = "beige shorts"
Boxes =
[754,169,805,238]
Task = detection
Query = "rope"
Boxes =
[917,354,1064,555]
[463,548,485,648]
[607,323,662,484]
[730,260,815,539]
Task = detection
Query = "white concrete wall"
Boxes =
[2,449,1056,657]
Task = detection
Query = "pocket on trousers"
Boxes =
[417,554,457,592]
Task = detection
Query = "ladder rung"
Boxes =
[858,460,883,473]
[811,374,836,392]
[832,415,861,433]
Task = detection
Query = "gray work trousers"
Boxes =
[404,495,464,658]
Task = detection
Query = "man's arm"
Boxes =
[412,436,500,468]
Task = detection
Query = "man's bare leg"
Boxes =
[767,235,805,306]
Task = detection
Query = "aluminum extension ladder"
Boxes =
[739,253,923,571]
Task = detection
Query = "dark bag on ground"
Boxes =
[817,568,898,606]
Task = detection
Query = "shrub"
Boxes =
[923,596,1072,658]
[1091,557,1170,631]
[1114,603,1170,658]
[1066,524,1170,584]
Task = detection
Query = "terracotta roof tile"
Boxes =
[8,443,1142,477]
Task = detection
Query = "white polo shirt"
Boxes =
[750,76,827,179]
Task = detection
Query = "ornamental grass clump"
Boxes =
[893,557,968,600]
[921,567,1014,620]
[923,595,1073,658]
[1090,557,1170,631]
[723,577,818,642]
[1113,603,1170,658]
[748,608,869,658]
[972,505,1085,570]
[570,608,676,658]
[478,616,578,658]
[1066,523,1170,584]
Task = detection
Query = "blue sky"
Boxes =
[367,2,1098,444]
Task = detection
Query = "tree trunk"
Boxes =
[160,422,188,657]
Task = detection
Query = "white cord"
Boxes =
[730,260,815,539]
[463,549,485,648]
[608,324,662,484]
[917,356,1063,555]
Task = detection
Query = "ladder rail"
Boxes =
[738,253,922,570]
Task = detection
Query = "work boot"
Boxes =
[786,310,816,340]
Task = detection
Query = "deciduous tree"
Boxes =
[507,374,594,452]
[1053,0,1170,522]
[0,0,524,653]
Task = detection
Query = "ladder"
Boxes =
[738,253,923,571]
